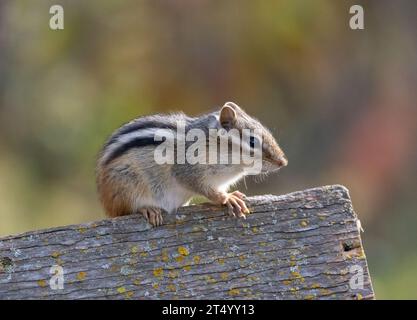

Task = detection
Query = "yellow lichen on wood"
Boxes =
[207,277,217,284]
[117,286,126,294]
[248,275,258,282]
[220,272,229,280]
[178,246,189,256]
[320,288,332,296]
[78,227,87,233]
[228,288,240,296]
[37,279,47,287]
[76,271,86,281]
[153,268,163,277]
[310,283,321,289]
[161,249,169,262]
[175,255,184,263]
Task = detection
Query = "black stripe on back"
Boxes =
[105,120,177,148]
[104,136,165,165]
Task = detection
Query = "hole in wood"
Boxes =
[342,240,360,252]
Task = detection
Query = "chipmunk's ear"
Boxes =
[224,101,241,111]
[219,105,236,129]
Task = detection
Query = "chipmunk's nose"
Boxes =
[276,155,288,167]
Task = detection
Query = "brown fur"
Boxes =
[97,149,156,217]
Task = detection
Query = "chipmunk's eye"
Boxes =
[249,136,258,149]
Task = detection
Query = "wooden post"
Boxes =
[0,185,374,299]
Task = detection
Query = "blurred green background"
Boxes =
[0,0,416,299]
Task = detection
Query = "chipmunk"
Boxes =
[96,102,287,226]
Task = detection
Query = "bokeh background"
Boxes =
[0,0,416,299]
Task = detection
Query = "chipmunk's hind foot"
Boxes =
[139,208,163,227]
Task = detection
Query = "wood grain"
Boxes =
[0,185,374,300]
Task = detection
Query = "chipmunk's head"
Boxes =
[219,101,288,173]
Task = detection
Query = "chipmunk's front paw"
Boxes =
[221,191,249,219]
[139,208,163,227]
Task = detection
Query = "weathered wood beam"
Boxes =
[0,185,374,300]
